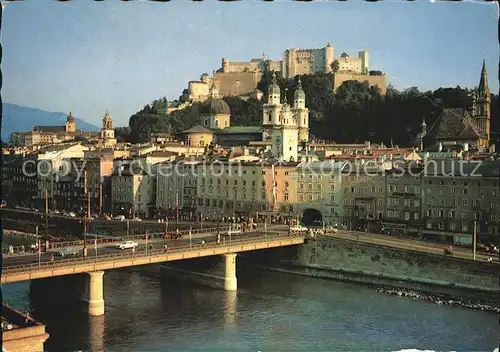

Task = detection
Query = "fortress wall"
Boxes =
[333,73,387,95]
[213,72,263,97]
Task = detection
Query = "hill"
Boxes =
[1,103,100,142]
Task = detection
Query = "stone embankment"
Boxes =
[242,235,498,310]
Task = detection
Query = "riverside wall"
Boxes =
[241,236,499,302]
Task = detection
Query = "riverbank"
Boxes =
[239,261,500,314]
[240,235,498,311]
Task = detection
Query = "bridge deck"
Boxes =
[2,235,304,283]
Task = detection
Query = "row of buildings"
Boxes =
[2,139,498,246]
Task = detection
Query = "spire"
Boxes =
[478,58,489,96]
[421,117,426,128]
[283,87,288,104]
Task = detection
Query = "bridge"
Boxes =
[3,233,304,317]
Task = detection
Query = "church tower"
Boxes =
[262,72,282,141]
[101,110,117,146]
[267,89,299,162]
[65,111,76,133]
[474,59,491,147]
[293,77,310,142]
[419,117,427,151]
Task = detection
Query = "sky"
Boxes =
[2,0,498,127]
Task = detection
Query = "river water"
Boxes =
[2,265,498,352]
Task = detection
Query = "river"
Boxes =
[2,265,498,352]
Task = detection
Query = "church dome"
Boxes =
[200,98,231,115]
[66,111,75,123]
[294,78,305,100]
[268,72,281,96]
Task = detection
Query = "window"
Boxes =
[284,193,289,201]
[317,194,322,201]
[388,210,394,218]
[299,194,304,201]
[426,220,432,229]
[330,184,335,191]
[491,200,497,208]
[427,198,433,205]
[404,211,410,220]
[426,210,432,217]
[451,188,456,194]
[438,222,444,230]
[463,189,468,195]
[413,212,420,220]
[462,224,468,232]
[284,182,289,188]
[330,194,335,203]
[438,210,444,218]
[490,213,497,221]
[462,212,468,219]
[449,223,456,231]
[308,194,313,201]
[299,183,304,190]
[449,210,455,218]
[462,199,468,206]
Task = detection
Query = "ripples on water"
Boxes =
[3,266,498,352]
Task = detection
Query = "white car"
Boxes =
[68,212,76,218]
[114,215,126,221]
[290,225,308,233]
[116,241,138,250]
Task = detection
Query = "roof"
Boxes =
[436,109,482,140]
[182,125,214,134]
[215,126,263,134]
[200,98,231,115]
[33,126,66,133]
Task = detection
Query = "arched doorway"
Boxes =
[301,209,323,227]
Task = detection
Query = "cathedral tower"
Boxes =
[262,72,282,141]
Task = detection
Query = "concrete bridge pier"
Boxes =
[160,253,239,291]
[86,271,105,317]
[223,253,237,291]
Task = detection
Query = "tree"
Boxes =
[331,60,340,74]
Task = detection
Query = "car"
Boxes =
[132,218,142,222]
[114,215,126,221]
[116,241,138,250]
[53,247,77,258]
[325,226,338,233]
[68,212,76,218]
[290,225,308,233]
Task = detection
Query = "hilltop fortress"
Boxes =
[181,43,387,107]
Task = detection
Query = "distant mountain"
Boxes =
[1,103,100,142]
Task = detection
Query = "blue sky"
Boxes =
[2,0,498,127]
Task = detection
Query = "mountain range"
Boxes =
[1,103,100,142]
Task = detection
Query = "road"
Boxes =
[2,230,276,268]
[331,230,499,264]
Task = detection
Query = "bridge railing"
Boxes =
[2,234,304,274]
[46,226,232,249]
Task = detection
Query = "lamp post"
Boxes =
[83,170,88,258]
[44,188,49,253]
